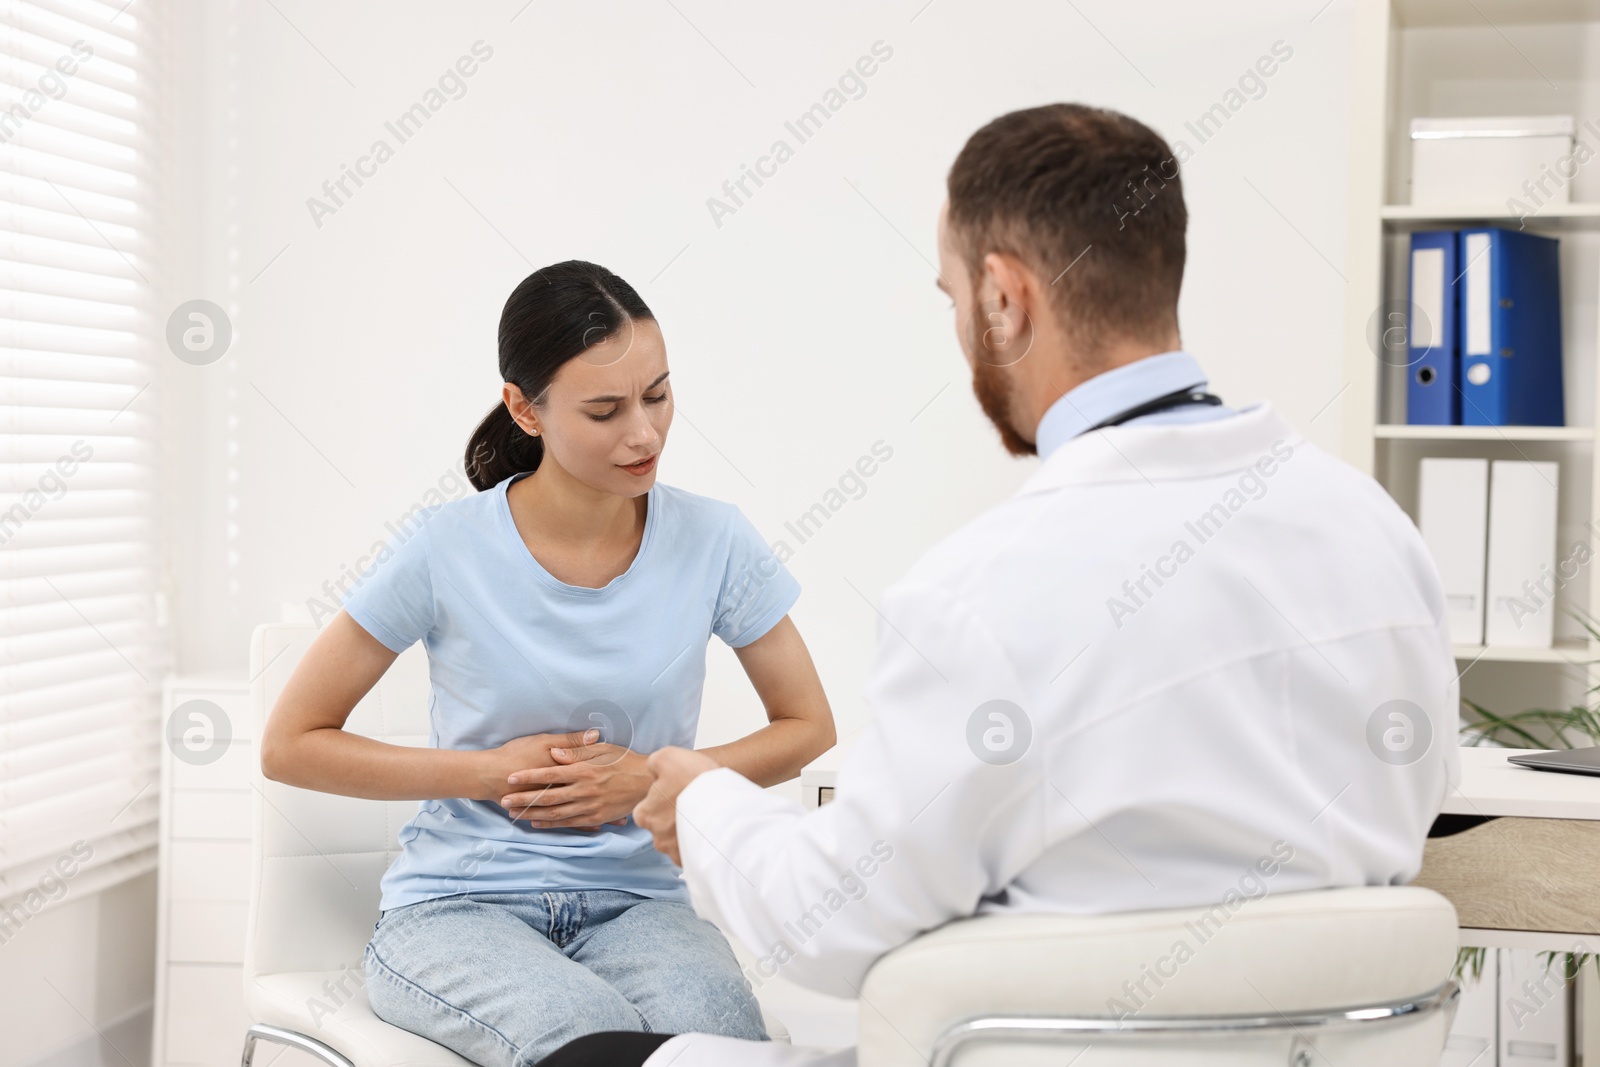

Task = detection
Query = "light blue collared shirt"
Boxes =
[1033,350,1237,461]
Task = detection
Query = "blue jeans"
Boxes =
[362,889,769,1067]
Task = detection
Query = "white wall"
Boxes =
[166,0,1356,760]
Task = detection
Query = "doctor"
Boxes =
[569,102,1460,1067]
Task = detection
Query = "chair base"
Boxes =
[241,1023,356,1067]
[929,981,1460,1067]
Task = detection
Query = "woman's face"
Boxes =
[508,316,673,497]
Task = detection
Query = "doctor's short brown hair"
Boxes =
[946,103,1186,361]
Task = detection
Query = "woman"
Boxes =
[260,260,836,1066]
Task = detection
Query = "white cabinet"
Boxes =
[151,676,253,1067]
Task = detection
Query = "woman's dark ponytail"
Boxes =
[465,260,654,491]
[464,404,539,491]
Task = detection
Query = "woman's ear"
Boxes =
[502,382,541,437]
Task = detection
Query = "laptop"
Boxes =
[1507,748,1600,777]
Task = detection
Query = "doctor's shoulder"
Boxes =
[888,495,1035,604]
[1338,457,1454,585]
[1298,441,1425,530]
[1286,441,1452,613]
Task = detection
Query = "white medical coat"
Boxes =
[648,401,1460,1066]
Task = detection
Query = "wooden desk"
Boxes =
[1417,747,1600,952]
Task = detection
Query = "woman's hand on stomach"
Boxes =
[497,737,653,831]
[477,729,598,811]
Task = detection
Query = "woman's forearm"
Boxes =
[259,612,505,803]
[705,616,838,787]
[697,712,834,788]
[261,726,495,802]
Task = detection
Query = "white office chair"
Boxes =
[241,621,788,1067]
[855,885,1460,1066]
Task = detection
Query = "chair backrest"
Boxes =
[243,622,433,982]
[857,885,1460,1067]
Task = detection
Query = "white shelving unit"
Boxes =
[1342,0,1600,710]
[1381,202,1600,222]
[1342,4,1600,1061]
[1375,425,1596,441]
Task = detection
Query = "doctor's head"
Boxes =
[464,259,672,495]
[937,103,1187,456]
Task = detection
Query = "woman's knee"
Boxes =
[363,936,650,1066]
[361,941,516,1064]
[598,902,770,1039]
[649,969,769,1040]
[518,1001,649,1066]
[623,935,768,1040]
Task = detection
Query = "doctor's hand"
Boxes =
[498,737,651,831]
[633,746,720,866]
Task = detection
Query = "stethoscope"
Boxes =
[1082,386,1224,434]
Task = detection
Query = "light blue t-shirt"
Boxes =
[339,471,801,911]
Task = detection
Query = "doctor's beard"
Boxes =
[969,321,1037,458]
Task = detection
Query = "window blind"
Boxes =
[0,0,167,922]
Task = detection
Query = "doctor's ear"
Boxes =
[966,251,1042,367]
[981,251,1045,323]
